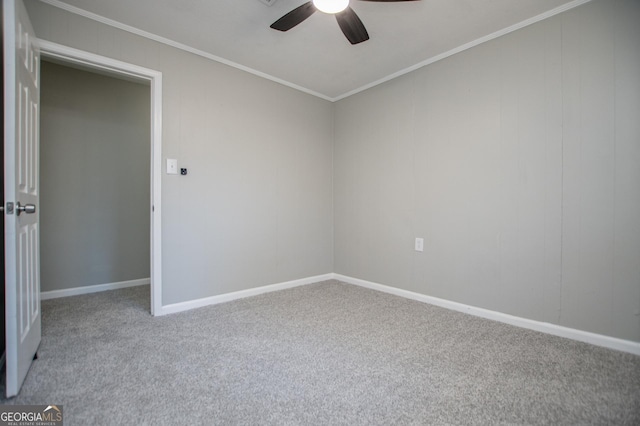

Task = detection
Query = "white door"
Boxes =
[3,0,41,397]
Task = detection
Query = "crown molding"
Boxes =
[37,0,333,101]
[39,0,592,102]
[333,0,593,101]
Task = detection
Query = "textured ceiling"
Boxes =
[42,0,588,101]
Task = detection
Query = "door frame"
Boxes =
[38,40,163,315]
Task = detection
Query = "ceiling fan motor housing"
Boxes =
[270,0,418,45]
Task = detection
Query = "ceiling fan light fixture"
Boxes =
[313,0,349,14]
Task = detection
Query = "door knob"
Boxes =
[16,202,36,216]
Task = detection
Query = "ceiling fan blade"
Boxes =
[335,7,369,45]
[270,1,317,31]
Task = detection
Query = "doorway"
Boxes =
[38,41,163,315]
[40,60,150,303]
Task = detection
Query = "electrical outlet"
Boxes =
[180,168,188,176]
[415,238,424,252]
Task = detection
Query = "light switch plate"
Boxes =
[167,159,178,175]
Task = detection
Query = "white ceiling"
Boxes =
[42,0,587,101]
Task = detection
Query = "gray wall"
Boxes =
[26,0,640,343]
[26,0,334,305]
[40,61,151,291]
[335,0,640,342]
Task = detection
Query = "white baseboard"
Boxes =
[158,273,334,316]
[47,272,639,355]
[40,278,150,300]
[333,274,640,356]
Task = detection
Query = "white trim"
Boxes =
[333,274,640,356]
[37,40,163,316]
[37,0,333,102]
[158,274,334,316]
[40,278,150,301]
[333,0,593,101]
[39,0,592,102]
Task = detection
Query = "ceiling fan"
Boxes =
[270,0,420,45]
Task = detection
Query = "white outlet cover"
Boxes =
[167,158,178,175]
[415,238,424,252]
